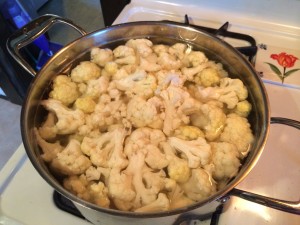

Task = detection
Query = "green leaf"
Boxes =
[284,68,300,77]
[264,62,282,76]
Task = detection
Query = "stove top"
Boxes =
[1,0,300,224]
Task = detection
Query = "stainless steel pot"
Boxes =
[7,14,300,225]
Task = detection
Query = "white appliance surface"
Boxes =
[1,1,299,225]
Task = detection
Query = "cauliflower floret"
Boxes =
[160,85,201,136]
[114,69,157,99]
[153,44,169,55]
[190,104,226,141]
[168,43,188,60]
[37,112,58,140]
[157,52,182,70]
[167,182,195,209]
[231,100,252,117]
[113,45,137,65]
[126,39,153,58]
[174,125,205,141]
[135,193,170,212]
[219,113,254,157]
[139,54,162,72]
[91,48,113,67]
[41,99,85,135]
[49,75,80,105]
[181,168,216,201]
[63,174,110,208]
[34,127,62,162]
[81,75,109,99]
[74,96,96,113]
[194,67,221,87]
[195,77,248,109]
[124,127,168,170]
[71,61,101,83]
[161,142,190,183]
[104,61,119,75]
[51,139,91,175]
[210,142,241,181]
[155,70,185,93]
[168,137,212,168]
[183,50,208,67]
[81,128,128,169]
[126,96,164,129]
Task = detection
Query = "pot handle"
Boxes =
[230,117,300,215]
[6,14,87,77]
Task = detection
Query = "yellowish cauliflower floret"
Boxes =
[37,112,58,140]
[219,113,254,158]
[91,48,113,67]
[74,96,96,113]
[113,45,137,65]
[190,104,226,141]
[232,100,252,117]
[64,174,110,208]
[210,142,241,181]
[104,61,119,75]
[71,61,101,83]
[49,75,80,105]
[194,67,221,87]
[174,125,204,141]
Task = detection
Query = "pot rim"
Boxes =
[20,20,270,217]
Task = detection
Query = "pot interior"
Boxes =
[21,21,270,216]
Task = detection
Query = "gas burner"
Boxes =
[53,191,225,225]
[163,15,258,64]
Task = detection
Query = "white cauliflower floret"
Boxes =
[91,48,113,67]
[174,125,204,141]
[155,70,185,93]
[160,85,201,136]
[167,182,195,209]
[181,168,216,201]
[126,39,153,58]
[195,77,248,109]
[63,174,110,208]
[135,193,170,212]
[37,112,58,140]
[210,142,241,181]
[168,43,188,60]
[139,53,161,72]
[81,75,109,99]
[219,113,254,157]
[161,142,190,183]
[114,69,157,99]
[157,52,182,70]
[71,61,101,83]
[81,128,128,169]
[190,104,226,141]
[49,75,80,106]
[126,96,164,129]
[184,50,208,67]
[113,45,137,65]
[153,44,169,55]
[51,139,91,175]
[41,99,85,135]
[168,137,212,168]
[34,127,62,162]
[124,127,168,170]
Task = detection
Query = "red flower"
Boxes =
[270,52,298,68]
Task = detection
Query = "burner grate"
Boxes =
[53,191,225,225]
[163,15,257,64]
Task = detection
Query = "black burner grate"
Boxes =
[53,191,225,225]
[163,15,257,64]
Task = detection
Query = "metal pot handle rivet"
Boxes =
[6,14,87,77]
[230,117,300,215]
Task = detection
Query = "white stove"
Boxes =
[1,0,300,224]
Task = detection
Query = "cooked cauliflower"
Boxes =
[49,75,80,105]
[219,113,254,157]
[36,38,255,212]
[210,142,241,181]
[71,61,101,83]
